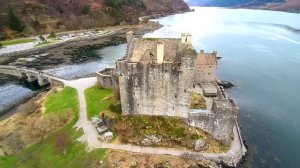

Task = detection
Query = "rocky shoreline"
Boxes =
[0,22,161,83]
[0,22,161,70]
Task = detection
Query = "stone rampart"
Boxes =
[97,68,114,89]
[188,86,238,143]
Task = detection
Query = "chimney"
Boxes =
[126,31,133,43]
[181,33,192,44]
[157,42,164,64]
[213,51,217,56]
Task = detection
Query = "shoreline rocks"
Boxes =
[217,80,235,89]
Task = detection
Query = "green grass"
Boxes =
[0,38,36,46]
[113,115,229,152]
[84,85,114,119]
[36,41,54,46]
[45,87,78,114]
[190,92,206,109]
[0,87,108,168]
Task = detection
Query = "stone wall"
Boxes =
[194,64,217,84]
[117,52,196,118]
[188,87,238,143]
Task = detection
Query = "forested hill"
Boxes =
[0,0,189,40]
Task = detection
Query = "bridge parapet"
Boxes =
[0,65,65,87]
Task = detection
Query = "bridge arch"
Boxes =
[0,65,65,87]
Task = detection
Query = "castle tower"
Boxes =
[157,42,164,64]
[181,33,192,44]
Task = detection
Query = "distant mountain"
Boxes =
[186,0,300,13]
[0,0,190,40]
[186,0,284,7]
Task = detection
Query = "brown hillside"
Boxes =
[257,0,300,13]
[0,0,189,40]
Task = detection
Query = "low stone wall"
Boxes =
[181,123,247,167]
[96,68,115,89]
[0,32,116,58]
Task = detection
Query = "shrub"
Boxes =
[81,5,90,15]
[7,7,25,32]
[48,32,57,38]
[109,103,122,114]
[56,5,64,14]
[190,92,206,109]
[39,35,46,42]
[32,20,40,29]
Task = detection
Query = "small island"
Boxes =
[95,32,247,166]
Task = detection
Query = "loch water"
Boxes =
[145,7,300,168]
[0,7,299,168]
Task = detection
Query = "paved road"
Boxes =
[0,29,123,55]
[0,41,39,54]
[64,77,246,166]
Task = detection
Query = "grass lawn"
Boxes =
[84,85,114,119]
[0,87,107,168]
[45,87,78,114]
[35,41,54,47]
[0,38,36,46]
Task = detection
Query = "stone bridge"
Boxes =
[0,65,66,87]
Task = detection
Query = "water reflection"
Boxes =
[44,44,127,79]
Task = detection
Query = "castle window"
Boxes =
[208,73,211,75]
[184,89,186,93]
[175,94,177,98]
[209,66,212,68]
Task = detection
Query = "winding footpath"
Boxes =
[64,77,246,167]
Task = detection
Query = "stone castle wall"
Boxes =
[194,64,217,84]
[188,87,238,143]
[116,52,196,118]
[97,68,119,90]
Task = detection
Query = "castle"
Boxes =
[97,32,238,144]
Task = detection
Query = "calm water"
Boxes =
[0,84,34,114]
[0,7,299,167]
[0,44,127,113]
[146,7,300,168]
[44,44,127,79]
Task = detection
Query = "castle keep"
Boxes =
[97,32,238,143]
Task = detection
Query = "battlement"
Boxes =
[181,33,192,44]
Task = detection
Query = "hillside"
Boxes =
[186,0,284,7]
[0,0,189,40]
[186,0,300,12]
